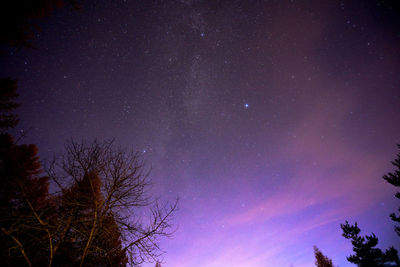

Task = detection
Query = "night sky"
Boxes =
[1,0,400,266]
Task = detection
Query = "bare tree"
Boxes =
[45,139,178,266]
[1,138,177,266]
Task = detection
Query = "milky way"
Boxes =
[1,1,400,266]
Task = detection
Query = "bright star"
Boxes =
[244,103,249,108]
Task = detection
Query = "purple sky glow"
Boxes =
[1,1,400,266]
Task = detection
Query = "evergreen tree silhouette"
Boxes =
[0,77,128,266]
[314,246,334,267]
[54,171,127,266]
[341,145,400,266]
[0,134,51,266]
[341,221,399,266]
[383,145,400,236]
[0,78,19,130]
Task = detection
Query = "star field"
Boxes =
[1,0,400,266]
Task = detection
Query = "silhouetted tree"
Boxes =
[0,2,176,264]
[0,74,49,266]
[47,140,178,266]
[0,81,176,265]
[52,171,127,266]
[1,139,177,267]
[0,78,19,130]
[0,134,51,266]
[155,261,162,267]
[314,246,334,267]
[383,144,400,236]
[341,221,399,266]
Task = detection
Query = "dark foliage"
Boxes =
[0,134,51,266]
[340,145,400,267]
[48,140,178,266]
[314,246,334,267]
[0,1,171,265]
[341,221,399,266]
[0,137,176,266]
[383,145,400,236]
[0,78,20,130]
[0,139,129,266]
[0,79,176,266]
[53,171,127,266]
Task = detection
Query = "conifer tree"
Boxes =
[0,132,51,266]
[53,171,127,266]
[383,145,400,236]
[48,140,178,266]
[0,78,19,130]
[0,79,132,266]
[314,246,334,267]
[341,221,399,266]
[341,145,400,266]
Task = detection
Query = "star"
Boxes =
[244,103,249,108]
